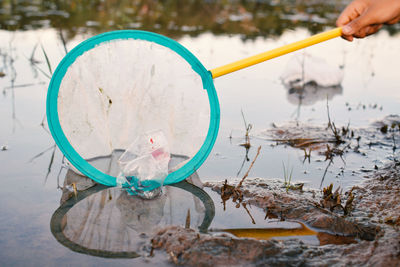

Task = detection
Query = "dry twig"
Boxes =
[237,145,261,189]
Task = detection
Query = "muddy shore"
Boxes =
[151,162,400,266]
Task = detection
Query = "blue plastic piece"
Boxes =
[46,30,220,187]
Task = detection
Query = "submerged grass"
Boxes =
[236,109,253,176]
[282,161,293,189]
[282,161,304,192]
[241,109,252,149]
[40,43,52,75]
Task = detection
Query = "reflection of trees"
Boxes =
[0,0,359,40]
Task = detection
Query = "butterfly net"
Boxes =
[54,34,215,195]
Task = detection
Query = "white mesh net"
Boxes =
[58,39,210,178]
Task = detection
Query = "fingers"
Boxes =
[336,0,371,41]
[341,35,354,42]
[343,8,376,35]
[353,24,382,38]
[341,24,382,41]
[336,1,365,27]
[342,24,382,41]
[387,15,400,25]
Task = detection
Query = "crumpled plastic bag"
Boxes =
[117,130,170,199]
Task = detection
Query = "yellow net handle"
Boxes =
[210,27,342,78]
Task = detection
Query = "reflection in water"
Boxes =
[221,222,356,246]
[281,53,343,107]
[50,169,215,258]
[280,53,343,119]
[0,34,22,133]
[0,0,371,40]
[286,82,342,106]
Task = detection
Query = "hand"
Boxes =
[336,0,400,41]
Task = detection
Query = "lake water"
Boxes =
[1,1,399,266]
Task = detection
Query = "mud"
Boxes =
[208,178,377,240]
[262,115,400,156]
[151,162,400,266]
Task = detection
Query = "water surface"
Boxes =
[1,0,400,265]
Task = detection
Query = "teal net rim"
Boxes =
[46,30,220,187]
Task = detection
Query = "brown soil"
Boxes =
[151,162,400,266]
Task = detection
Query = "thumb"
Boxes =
[342,13,371,35]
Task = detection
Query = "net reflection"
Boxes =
[50,169,215,258]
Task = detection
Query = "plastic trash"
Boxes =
[117,130,170,199]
